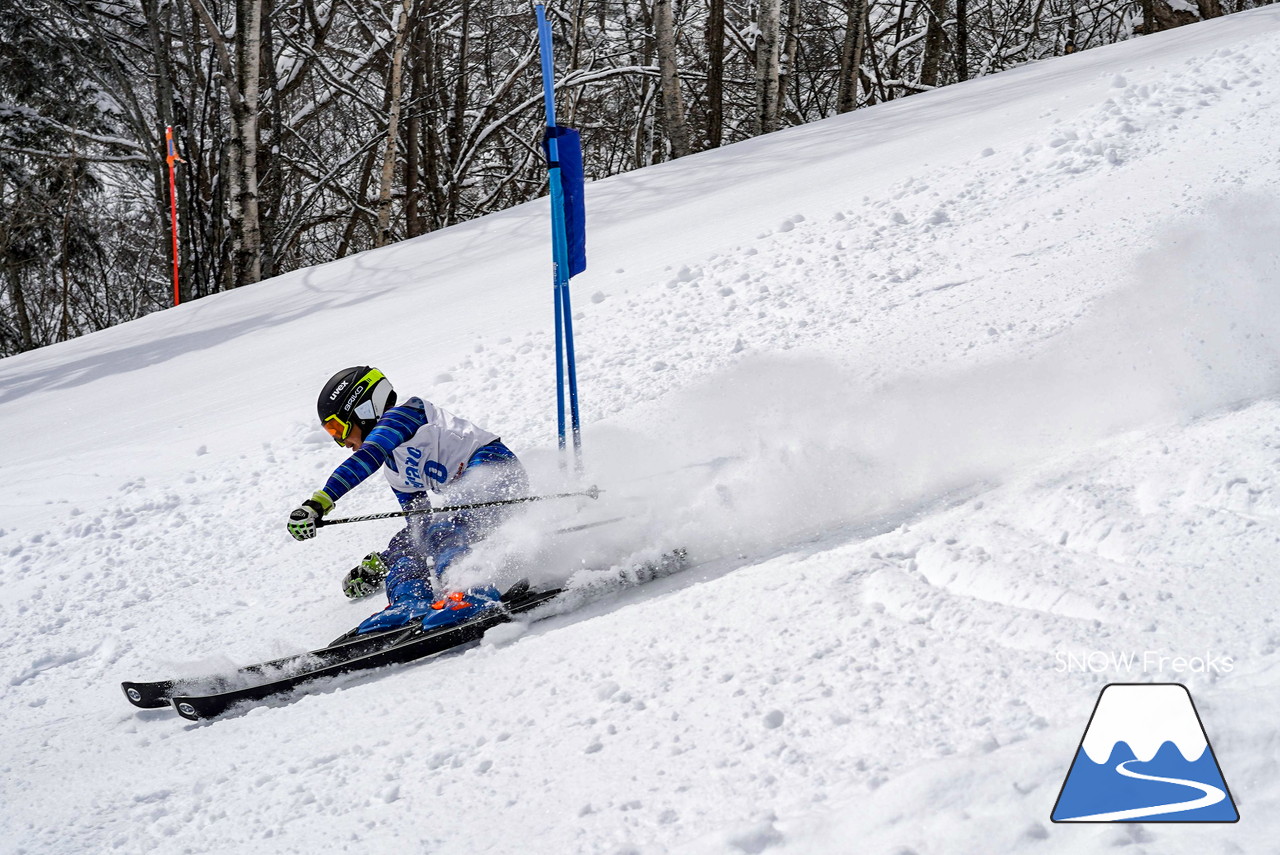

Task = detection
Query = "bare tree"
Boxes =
[919,0,949,88]
[654,0,691,157]
[234,0,264,284]
[837,0,867,112]
[377,0,414,246]
[706,0,726,146]
[755,0,783,133]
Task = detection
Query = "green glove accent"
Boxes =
[342,552,388,599]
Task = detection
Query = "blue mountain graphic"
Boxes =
[1053,740,1238,822]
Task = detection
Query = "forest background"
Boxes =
[0,0,1263,354]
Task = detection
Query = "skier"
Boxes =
[286,366,528,633]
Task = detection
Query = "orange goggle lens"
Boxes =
[323,416,350,443]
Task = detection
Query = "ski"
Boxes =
[125,548,689,720]
[124,521,620,710]
[167,585,563,721]
[121,624,416,709]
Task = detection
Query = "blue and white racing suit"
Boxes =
[318,397,527,610]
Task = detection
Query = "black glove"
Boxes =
[287,491,334,541]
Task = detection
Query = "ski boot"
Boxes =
[419,585,503,630]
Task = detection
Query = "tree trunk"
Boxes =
[887,0,908,98]
[633,0,655,169]
[706,0,724,147]
[445,0,470,224]
[955,0,969,79]
[233,0,263,285]
[654,0,690,158]
[919,0,948,88]
[860,0,886,104]
[259,0,281,278]
[419,15,446,231]
[376,0,413,247]
[405,32,425,238]
[779,0,800,121]
[338,147,379,258]
[141,0,191,300]
[1140,0,1155,34]
[754,0,781,134]
[837,0,866,113]
[4,263,34,353]
[58,157,79,341]
[567,0,587,124]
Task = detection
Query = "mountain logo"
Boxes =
[1051,683,1239,822]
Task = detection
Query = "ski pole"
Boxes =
[315,486,601,527]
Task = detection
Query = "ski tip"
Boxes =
[171,697,208,722]
[121,681,171,709]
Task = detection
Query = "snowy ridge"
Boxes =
[3,7,1280,854]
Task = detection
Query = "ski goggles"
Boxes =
[322,415,352,444]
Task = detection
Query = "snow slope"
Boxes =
[4,7,1280,852]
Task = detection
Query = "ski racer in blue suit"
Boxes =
[287,366,528,634]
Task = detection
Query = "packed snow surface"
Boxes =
[4,8,1280,853]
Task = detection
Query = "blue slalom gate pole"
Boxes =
[535,2,584,470]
